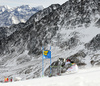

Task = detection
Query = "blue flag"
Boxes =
[43,50,51,59]
[42,47,52,77]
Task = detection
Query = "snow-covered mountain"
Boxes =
[0,0,100,81]
[0,5,43,27]
[0,5,10,13]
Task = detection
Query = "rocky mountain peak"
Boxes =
[0,5,10,13]
[0,5,44,27]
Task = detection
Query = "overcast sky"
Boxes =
[0,0,68,8]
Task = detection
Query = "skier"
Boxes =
[64,59,72,70]
[65,59,71,65]
[65,59,78,73]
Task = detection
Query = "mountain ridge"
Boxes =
[0,0,100,80]
[0,5,44,27]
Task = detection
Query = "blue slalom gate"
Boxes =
[42,46,51,77]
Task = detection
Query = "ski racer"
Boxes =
[65,59,78,73]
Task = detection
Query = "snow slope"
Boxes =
[0,67,100,86]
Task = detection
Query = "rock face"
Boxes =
[0,4,61,58]
[0,5,43,27]
[86,34,100,51]
[0,0,100,80]
[95,19,100,27]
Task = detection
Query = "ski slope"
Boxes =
[0,67,100,86]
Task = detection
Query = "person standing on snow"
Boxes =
[4,77,9,82]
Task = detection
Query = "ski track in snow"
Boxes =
[0,67,100,86]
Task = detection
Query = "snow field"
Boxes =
[0,67,100,86]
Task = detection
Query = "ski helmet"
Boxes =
[66,59,71,62]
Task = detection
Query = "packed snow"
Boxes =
[0,67,100,86]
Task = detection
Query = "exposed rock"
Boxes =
[67,50,86,66]
[85,34,100,51]
[95,19,100,27]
